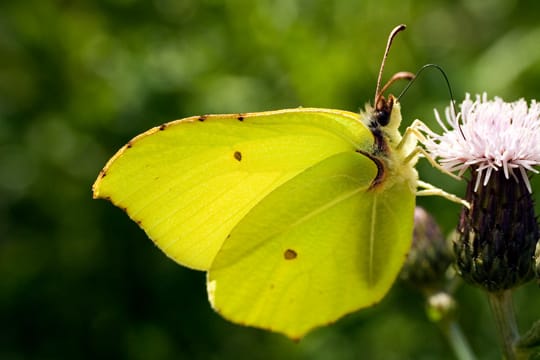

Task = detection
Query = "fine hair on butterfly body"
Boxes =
[92,24,462,339]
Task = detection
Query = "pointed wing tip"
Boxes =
[91,169,108,199]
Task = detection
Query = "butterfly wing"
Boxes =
[92,108,373,270]
[207,152,416,339]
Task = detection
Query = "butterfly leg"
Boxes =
[399,120,469,208]
[416,180,470,208]
[399,120,462,181]
[404,147,462,181]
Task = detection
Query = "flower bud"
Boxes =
[400,207,453,292]
[455,169,538,291]
[426,291,456,323]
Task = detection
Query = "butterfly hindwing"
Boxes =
[207,152,415,338]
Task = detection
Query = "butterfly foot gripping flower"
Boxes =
[423,93,540,292]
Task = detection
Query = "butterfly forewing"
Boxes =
[93,108,373,270]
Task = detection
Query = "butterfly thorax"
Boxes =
[362,95,418,192]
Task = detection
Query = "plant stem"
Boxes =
[440,321,476,360]
[426,291,476,360]
[487,290,519,359]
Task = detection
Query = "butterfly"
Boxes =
[92,24,452,339]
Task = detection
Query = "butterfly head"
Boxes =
[374,94,394,127]
[367,93,403,147]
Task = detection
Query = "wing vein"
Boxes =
[368,196,377,286]
[269,175,367,242]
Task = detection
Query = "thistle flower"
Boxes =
[422,93,540,292]
[425,93,540,192]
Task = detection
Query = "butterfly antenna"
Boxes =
[397,63,465,139]
[375,24,407,106]
[378,71,415,98]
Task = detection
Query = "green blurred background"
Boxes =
[2,0,540,359]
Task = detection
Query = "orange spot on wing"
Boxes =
[284,249,297,260]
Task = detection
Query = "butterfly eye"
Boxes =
[374,96,393,127]
[375,108,391,126]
